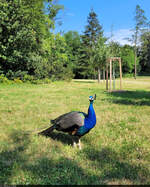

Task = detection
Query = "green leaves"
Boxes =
[79,9,104,79]
[139,32,150,73]
[0,1,149,81]
[0,0,72,80]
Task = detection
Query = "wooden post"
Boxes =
[106,61,108,90]
[119,58,122,90]
[109,58,112,91]
[106,57,122,91]
[113,62,115,90]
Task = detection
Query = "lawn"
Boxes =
[0,77,150,185]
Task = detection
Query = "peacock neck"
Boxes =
[84,101,96,130]
[87,101,95,118]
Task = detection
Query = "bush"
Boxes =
[123,73,134,78]
[31,78,51,84]
[31,79,43,84]
[22,74,35,83]
[13,78,23,84]
[6,70,28,80]
[0,74,12,84]
[61,68,74,82]
[22,75,51,84]
[51,68,74,82]
[42,78,51,84]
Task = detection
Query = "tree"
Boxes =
[105,41,122,78]
[0,0,36,76]
[83,8,103,47]
[94,36,107,83]
[81,8,103,79]
[0,0,65,79]
[132,5,148,79]
[64,31,81,78]
[50,33,72,80]
[139,32,150,74]
[45,0,64,31]
[120,45,135,75]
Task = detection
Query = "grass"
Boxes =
[0,77,150,185]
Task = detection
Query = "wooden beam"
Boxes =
[109,58,112,91]
[106,57,122,91]
[119,58,122,90]
[106,62,108,90]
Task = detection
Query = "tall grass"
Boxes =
[0,77,150,185]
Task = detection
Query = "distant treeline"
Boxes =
[0,0,150,82]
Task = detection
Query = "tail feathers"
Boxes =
[38,124,56,136]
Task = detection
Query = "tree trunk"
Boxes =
[103,69,105,83]
[98,68,101,83]
[134,49,137,79]
[94,68,97,80]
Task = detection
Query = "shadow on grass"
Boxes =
[83,146,150,184]
[0,129,149,184]
[107,90,150,106]
[39,131,73,145]
[0,129,31,184]
[0,129,103,184]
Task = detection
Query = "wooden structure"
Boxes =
[106,57,122,91]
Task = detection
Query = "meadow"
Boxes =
[0,77,150,185]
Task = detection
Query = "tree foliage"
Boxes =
[132,4,148,78]
[64,31,81,78]
[0,2,150,82]
[80,8,104,79]
[121,45,135,74]
[0,0,73,80]
[139,32,150,73]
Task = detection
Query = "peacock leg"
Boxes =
[73,141,77,148]
[78,138,82,150]
[71,136,77,148]
[72,136,79,148]
[72,136,82,149]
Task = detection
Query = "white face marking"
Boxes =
[89,96,93,101]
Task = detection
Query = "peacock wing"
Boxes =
[52,111,85,130]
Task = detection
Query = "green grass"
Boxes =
[0,77,150,185]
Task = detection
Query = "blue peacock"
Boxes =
[39,94,96,149]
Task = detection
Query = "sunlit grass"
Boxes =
[0,77,150,185]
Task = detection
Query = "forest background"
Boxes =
[0,0,150,83]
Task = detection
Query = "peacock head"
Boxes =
[89,94,96,103]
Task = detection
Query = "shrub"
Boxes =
[31,79,43,84]
[6,70,28,80]
[0,74,12,84]
[51,68,74,82]
[123,73,134,78]
[61,68,74,82]
[22,74,34,83]
[42,78,51,84]
[31,78,51,84]
[13,78,23,84]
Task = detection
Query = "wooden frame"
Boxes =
[106,57,122,91]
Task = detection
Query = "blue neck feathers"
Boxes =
[84,101,96,129]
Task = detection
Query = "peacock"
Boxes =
[39,94,96,149]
